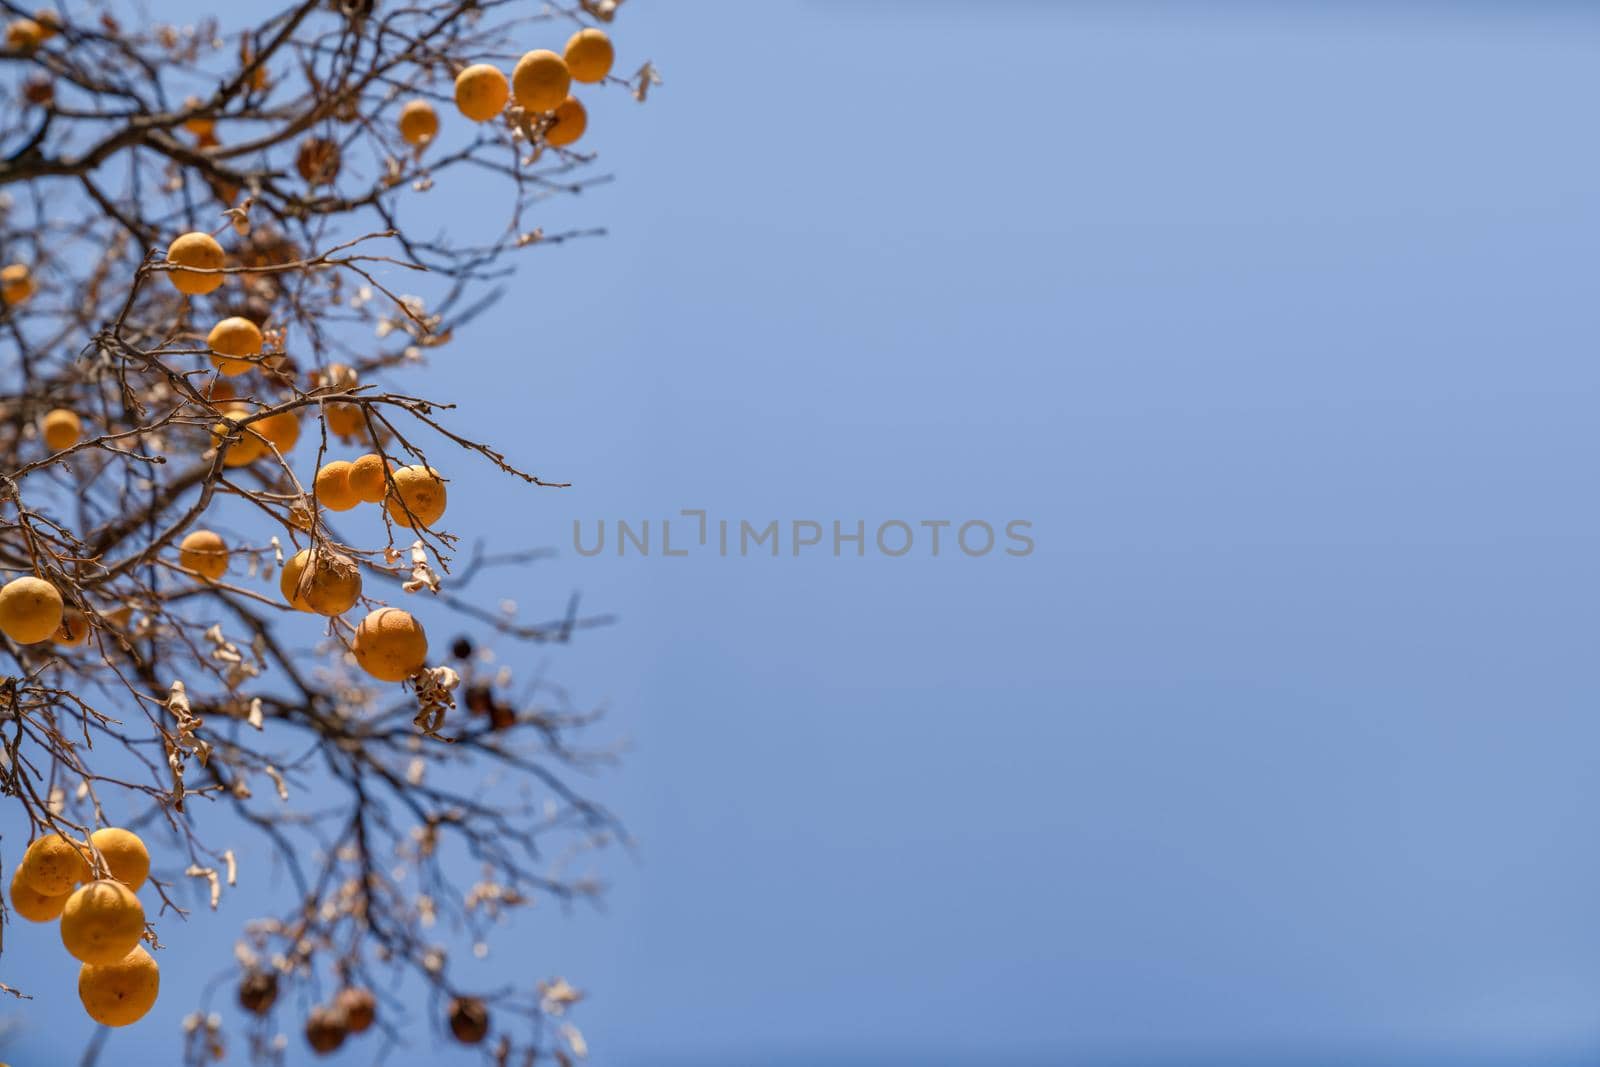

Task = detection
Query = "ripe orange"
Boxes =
[280,548,362,616]
[564,27,614,83]
[314,461,360,511]
[454,64,509,122]
[512,50,571,114]
[41,407,81,451]
[398,99,440,146]
[9,866,69,922]
[207,316,263,376]
[167,232,226,295]
[0,575,65,645]
[60,879,146,965]
[1,262,34,304]
[179,529,229,580]
[54,608,91,646]
[347,453,391,503]
[352,608,428,682]
[78,945,160,1027]
[384,465,447,529]
[255,407,301,454]
[545,96,587,148]
[324,401,365,438]
[211,404,267,467]
[90,828,150,891]
[19,832,90,896]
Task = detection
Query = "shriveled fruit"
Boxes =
[167,232,226,295]
[1,263,34,304]
[448,996,490,1044]
[179,529,229,580]
[296,137,340,185]
[281,548,362,616]
[54,608,90,646]
[398,99,439,146]
[9,866,69,923]
[545,96,587,148]
[207,316,263,376]
[352,608,428,682]
[305,1004,348,1054]
[78,945,160,1027]
[347,453,390,503]
[20,832,90,896]
[60,879,145,965]
[41,407,81,451]
[90,827,150,891]
[512,50,571,114]
[0,575,65,645]
[314,461,359,511]
[238,971,278,1016]
[211,404,267,467]
[564,27,614,83]
[454,64,509,122]
[337,987,376,1033]
[384,464,447,529]
[324,402,365,438]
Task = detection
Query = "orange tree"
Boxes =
[0,1,653,1060]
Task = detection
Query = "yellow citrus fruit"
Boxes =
[183,96,213,137]
[20,832,90,897]
[314,461,359,511]
[255,407,301,454]
[545,96,587,148]
[564,27,614,83]
[41,407,81,451]
[78,945,160,1027]
[54,607,91,646]
[90,828,150,892]
[324,402,364,438]
[0,575,65,645]
[384,465,447,529]
[207,317,263,376]
[9,866,69,923]
[1,263,34,304]
[512,50,571,114]
[167,231,226,295]
[211,404,267,467]
[281,548,362,616]
[454,64,509,122]
[352,608,428,682]
[179,529,229,580]
[61,879,146,965]
[348,454,390,503]
[398,99,439,146]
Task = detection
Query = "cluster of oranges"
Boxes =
[436,26,615,150]
[8,827,158,1027]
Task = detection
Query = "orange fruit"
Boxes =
[19,832,90,896]
[60,879,146,965]
[178,529,229,580]
[207,317,263,376]
[280,548,362,616]
[0,576,64,645]
[1,263,35,304]
[454,64,509,122]
[383,465,447,529]
[347,453,390,502]
[41,407,81,450]
[564,27,614,83]
[545,96,587,148]
[512,50,571,114]
[314,461,359,511]
[78,945,160,1027]
[90,827,150,891]
[9,866,69,922]
[398,99,439,146]
[352,608,428,682]
[167,232,226,295]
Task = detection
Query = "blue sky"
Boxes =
[7,1,1600,1064]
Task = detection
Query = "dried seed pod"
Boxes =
[448,996,489,1044]
[305,1003,349,1054]
[337,986,376,1033]
[237,971,278,1016]
[296,137,341,186]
